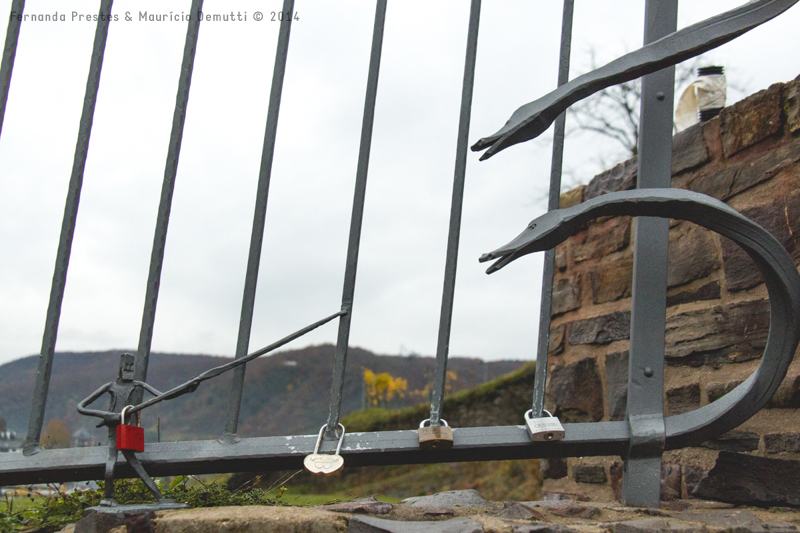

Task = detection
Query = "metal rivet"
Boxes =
[656,92,665,101]
[644,367,654,377]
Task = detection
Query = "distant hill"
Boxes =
[0,345,524,446]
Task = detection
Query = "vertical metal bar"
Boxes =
[429,0,481,426]
[622,0,678,508]
[133,0,203,396]
[325,0,387,438]
[0,0,24,140]
[531,0,574,418]
[23,0,113,456]
[222,0,295,441]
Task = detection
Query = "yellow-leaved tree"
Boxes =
[363,369,408,407]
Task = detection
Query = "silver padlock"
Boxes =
[304,423,346,476]
[524,409,565,442]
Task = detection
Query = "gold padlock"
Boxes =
[418,419,453,450]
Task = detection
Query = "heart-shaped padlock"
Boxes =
[304,423,346,476]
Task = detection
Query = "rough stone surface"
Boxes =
[693,451,800,507]
[318,496,393,515]
[559,186,586,209]
[610,462,624,501]
[664,300,770,366]
[549,324,565,355]
[549,504,601,519]
[787,188,800,261]
[720,83,782,157]
[493,501,545,521]
[612,518,706,533]
[572,217,631,263]
[676,509,766,532]
[764,433,800,454]
[682,466,707,500]
[667,384,701,415]
[551,275,582,316]
[666,281,721,308]
[401,489,492,509]
[573,465,606,484]
[568,311,630,345]
[701,431,760,452]
[769,374,800,408]
[706,380,743,403]
[148,506,349,532]
[348,516,483,533]
[512,525,578,533]
[555,245,568,271]
[722,197,799,291]
[667,224,720,288]
[786,79,800,134]
[74,512,125,533]
[606,351,629,422]
[672,124,709,175]
[585,157,637,200]
[125,512,155,533]
[661,464,682,502]
[549,358,604,423]
[541,458,568,480]
[590,258,633,304]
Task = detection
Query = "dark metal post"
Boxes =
[0,0,24,140]
[622,0,678,508]
[429,0,481,426]
[531,0,574,418]
[23,0,114,456]
[222,0,295,442]
[325,0,387,439]
[133,0,203,397]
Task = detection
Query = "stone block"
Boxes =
[549,358,604,422]
[787,188,800,261]
[665,300,769,366]
[667,224,720,288]
[672,123,709,175]
[610,462,624,501]
[702,430,760,452]
[572,217,631,263]
[661,464,682,502]
[590,258,633,304]
[551,275,581,316]
[513,524,579,533]
[784,79,800,134]
[318,496,392,515]
[401,489,491,509]
[74,512,125,533]
[555,244,567,271]
[720,83,782,157]
[667,384,700,415]
[764,433,800,454]
[549,324,565,355]
[769,374,800,408]
[682,466,707,499]
[573,464,607,484]
[706,380,742,403]
[666,281,721,308]
[605,350,629,422]
[541,458,568,479]
[586,157,637,200]
[349,516,483,533]
[559,185,585,208]
[568,311,631,346]
[693,451,800,507]
[722,197,798,291]
[612,518,705,533]
[125,512,155,533]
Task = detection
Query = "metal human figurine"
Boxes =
[77,353,187,511]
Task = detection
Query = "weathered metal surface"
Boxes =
[429,0,481,428]
[326,0,387,439]
[0,0,24,139]
[472,0,799,159]
[623,0,677,508]
[481,188,800,449]
[224,0,296,441]
[133,0,203,400]
[23,0,114,456]
[532,0,574,420]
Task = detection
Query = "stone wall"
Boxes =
[540,74,800,502]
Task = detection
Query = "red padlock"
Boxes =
[116,405,145,452]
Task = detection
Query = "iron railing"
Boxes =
[1,0,798,509]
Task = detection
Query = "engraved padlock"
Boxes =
[524,409,565,442]
[418,418,453,450]
[116,405,145,452]
[304,423,346,476]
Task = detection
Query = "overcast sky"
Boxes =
[0,0,798,366]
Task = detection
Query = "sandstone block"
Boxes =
[667,224,720,288]
[664,300,769,366]
[666,281,721,308]
[682,466,707,500]
[549,358,604,422]
[667,384,701,415]
[701,430,760,452]
[720,83,782,157]
[559,185,585,208]
[783,79,800,134]
[605,350,629,422]
[573,465,606,484]
[586,157,637,200]
[572,217,631,263]
[551,275,581,316]
[555,245,568,271]
[590,258,633,304]
[661,464,682,502]
[672,124,709,175]
[706,380,743,403]
[549,324,565,355]
[764,433,800,454]
[612,518,706,533]
[541,458,568,479]
[348,515,483,533]
[401,489,491,509]
[568,311,630,345]
[769,374,800,408]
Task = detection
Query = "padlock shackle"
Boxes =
[313,423,345,455]
[419,418,449,429]
[120,405,135,426]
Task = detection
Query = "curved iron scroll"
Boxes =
[480,188,800,448]
[471,0,798,160]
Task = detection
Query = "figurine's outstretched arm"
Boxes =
[77,383,118,425]
[471,0,798,160]
[135,381,164,398]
